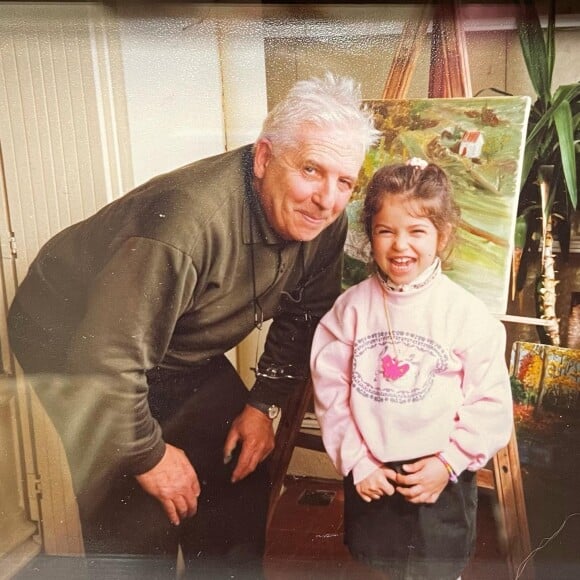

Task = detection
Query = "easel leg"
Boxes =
[492,430,534,580]
[267,380,313,527]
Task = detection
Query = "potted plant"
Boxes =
[513,0,580,345]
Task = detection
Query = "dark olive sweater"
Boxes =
[9,145,346,475]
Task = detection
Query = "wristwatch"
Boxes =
[249,401,281,420]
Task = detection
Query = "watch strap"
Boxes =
[249,401,280,420]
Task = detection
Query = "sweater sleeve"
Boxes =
[442,315,514,475]
[310,295,383,484]
[248,214,347,408]
[65,236,196,478]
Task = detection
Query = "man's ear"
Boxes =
[253,138,273,179]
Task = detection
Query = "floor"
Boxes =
[264,476,511,580]
[14,474,580,579]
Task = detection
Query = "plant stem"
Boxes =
[538,166,560,345]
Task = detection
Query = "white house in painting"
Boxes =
[459,130,484,158]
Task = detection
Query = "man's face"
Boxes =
[253,125,365,242]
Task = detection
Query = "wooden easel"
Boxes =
[268,4,533,579]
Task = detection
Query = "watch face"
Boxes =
[251,401,280,419]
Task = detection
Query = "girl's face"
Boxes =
[371,195,449,286]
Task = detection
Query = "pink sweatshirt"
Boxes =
[310,272,513,485]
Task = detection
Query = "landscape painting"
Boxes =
[510,341,580,469]
[343,96,531,315]
[508,341,580,572]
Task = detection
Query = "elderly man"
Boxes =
[8,73,379,578]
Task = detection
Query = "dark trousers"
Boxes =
[344,463,477,580]
[78,356,270,580]
[9,306,271,580]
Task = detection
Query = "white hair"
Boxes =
[256,72,380,155]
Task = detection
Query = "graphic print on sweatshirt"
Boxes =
[352,331,448,403]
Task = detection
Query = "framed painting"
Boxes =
[343,96,531,316]
[510,340,580,474]
[509,341,580,575]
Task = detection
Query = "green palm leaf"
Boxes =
[553,100,577,208]
[545,0,556,85]
[517,0,551,103]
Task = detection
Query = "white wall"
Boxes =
[116,4,270,189]
[116,7,226,188]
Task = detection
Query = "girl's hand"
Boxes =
[355,466,397,502]
[394,456,450,504]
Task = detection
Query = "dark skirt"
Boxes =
[343,461,478,580]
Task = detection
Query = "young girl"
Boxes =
[310,159,513,580]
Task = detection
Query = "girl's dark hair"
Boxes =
[362,162,461,258]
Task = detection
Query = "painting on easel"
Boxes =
[343,96,531,316]
[509,340,580,572]
[510,341,580,474]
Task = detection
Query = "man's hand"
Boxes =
[223,404,275,483]
[355,466,397,502]
[394,455,449,504]
[135,443,200,526]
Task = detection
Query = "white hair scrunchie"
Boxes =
[406,157,429,170]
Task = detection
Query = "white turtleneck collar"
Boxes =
[376,257,441,293]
